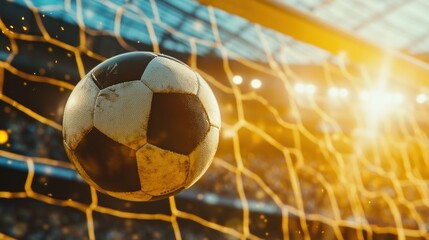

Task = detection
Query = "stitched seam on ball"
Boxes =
[68,79,100,149]
[92,89,102,133]
[64,140,106,194]
[187,125,212,160]
[138,55,157,84]
[195,71,201,96]
[91,72,103,89]
[139,78,153,91]
[182,155,191,188]
[195,76,213,127]
[136,143,155,196]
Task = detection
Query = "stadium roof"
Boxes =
[280,0,429,58]
[198,0,429,87]
[11,0,429,66]
[10,0,331,64]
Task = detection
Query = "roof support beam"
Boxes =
[198,0,429,86]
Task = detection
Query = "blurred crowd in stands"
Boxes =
[0,103,67,161]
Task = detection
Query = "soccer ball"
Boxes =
[62,52,220,201]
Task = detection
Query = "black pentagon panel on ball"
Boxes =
[147,93,210,155]
[91,51,157,89]
[75,128,141,192]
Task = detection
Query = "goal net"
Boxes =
[1,0,429,239]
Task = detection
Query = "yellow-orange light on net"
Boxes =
[0,130,9,145]
[250,78,262,89]
[232,75,243,85]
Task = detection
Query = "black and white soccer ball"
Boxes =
[62,52,220,201]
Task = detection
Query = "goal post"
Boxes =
[198,0,429,86]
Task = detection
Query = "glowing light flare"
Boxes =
[359,90,405,105]
[232,75,243,85]
[328,87,338,97]
[391,92,404,104]
[192,20,204,32]
[294,83,316,94]
[328,87,349,98]
[358,90,406,127]
[416,93,427,104]
[305,84,316,94]
[0,130,9,144]
[339,88,349,97]
[359,90,370,101]
[222,128,235,139]
[371,91,388,105]
[294,83,305,93]
[250,78,262,89]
